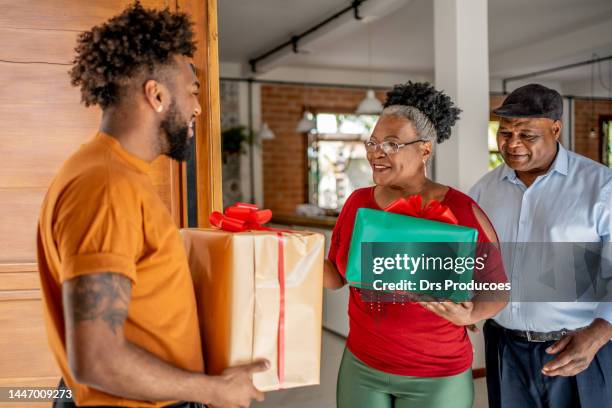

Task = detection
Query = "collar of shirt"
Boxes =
[499,142,569,186]
[96,131,153,174]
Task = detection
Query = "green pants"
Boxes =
[337,348,474,408]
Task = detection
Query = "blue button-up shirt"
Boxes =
[469,143,612,332]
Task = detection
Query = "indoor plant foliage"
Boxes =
[221,126,253,205]
[221,126,252,162]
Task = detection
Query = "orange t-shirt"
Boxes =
[36,132,204,407]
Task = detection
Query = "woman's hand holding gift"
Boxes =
[417,297,476,327]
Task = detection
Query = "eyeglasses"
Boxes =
[364,139,426,155]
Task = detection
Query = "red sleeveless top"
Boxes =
[328,186,505,377]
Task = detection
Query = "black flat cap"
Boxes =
[494,84,563,121]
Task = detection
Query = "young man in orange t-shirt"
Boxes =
[37,4,268,407]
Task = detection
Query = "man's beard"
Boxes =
[160,100,192,162]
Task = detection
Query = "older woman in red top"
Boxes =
[324,82,508,408]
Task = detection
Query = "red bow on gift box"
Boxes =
[209,202,273,232]
[384,195,458,225]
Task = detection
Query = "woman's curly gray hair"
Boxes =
[383,81,461,144]
[380,105,437,143]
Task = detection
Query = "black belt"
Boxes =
[488,319,581,343]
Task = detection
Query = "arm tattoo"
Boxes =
[64,272,132,335]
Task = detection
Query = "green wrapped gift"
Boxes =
[345,199,478,302]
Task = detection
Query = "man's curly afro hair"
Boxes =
[384,81,462,144]
[70,1,196,109]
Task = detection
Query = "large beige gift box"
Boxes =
[181,228,324,391]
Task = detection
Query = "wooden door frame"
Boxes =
[176,0,223,227]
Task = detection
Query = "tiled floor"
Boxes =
[254,329,488,408]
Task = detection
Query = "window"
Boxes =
[603,119,612,167]
[488,121,504,169]
[308,113,378,211]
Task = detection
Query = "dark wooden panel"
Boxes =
[0,0,190,394]
[0,272,40,291]
[0,300,60,378]
[0,179,176,265]
[0,27,78,64]
[0,104,100,188]
[0,61,83,105]
[0,290,41,302]
[0,0,168,31]
[0,60,100,189]
[0,189,46,263]
[0,263,38,273]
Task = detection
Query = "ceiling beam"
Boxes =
[244,0,410,75]
[490,16,612,78]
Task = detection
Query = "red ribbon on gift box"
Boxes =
[384,195,458,225]
[209,203,286,387]
[209,202,273,232]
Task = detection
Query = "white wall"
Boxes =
[562,77,612,98]
[434,0,490,192]
[489,17,612,80]
[220,61,243,77]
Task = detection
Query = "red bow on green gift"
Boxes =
[384,195,458,225]
[209,202,273,232]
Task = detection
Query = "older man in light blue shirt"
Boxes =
[470,84,612,408]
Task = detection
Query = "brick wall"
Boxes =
[490,94,506,118]
[573,98,612,162]
[260,84,386,215]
